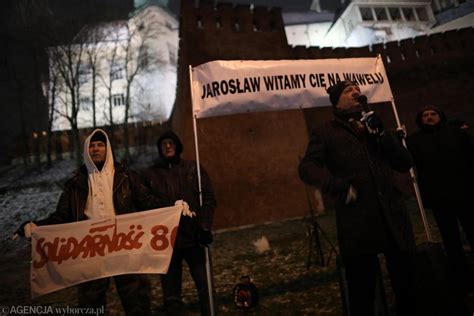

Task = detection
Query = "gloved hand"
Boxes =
[396,125,407,139]
[196,227,213,247]
[175,200,196,218]
[13,221,37,239]
[360,111,384,136]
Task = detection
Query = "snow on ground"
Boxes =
[0,162,70,258]
[0,147,159,258]
[0,160,76,191]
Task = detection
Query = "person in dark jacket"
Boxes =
[299,81,416,316]
[17,129,172,315]
[407,105,474,292]
[142,130,217,315]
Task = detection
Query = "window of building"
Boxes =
[113,94,125,106]
[79,97,92,111]
[374,7,389,21]
[415,7,429,21]
[432,0,461,13]
[388,7,402,20]
[78,63,91,75]
[78,63,91,85]
[110,62,123,80]
[440,0,452,9]
[78,73,89,85]
[402,8,416,21]
[111,68,123,80]
[360,7,374,21]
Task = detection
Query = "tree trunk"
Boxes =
[123,122,130,162]
[123,86,131,162]
[46,131,52,168]
[92,73,96,128]
[72,125,81,167]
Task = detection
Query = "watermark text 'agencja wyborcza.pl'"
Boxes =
[0,305,104,315]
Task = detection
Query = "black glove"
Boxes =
[361,111,384,136]
[14,221,30,238]
[396,126,407,140]
[196,227,213,247]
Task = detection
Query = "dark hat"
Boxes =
[327,80,358,106]
[90,130,107,143]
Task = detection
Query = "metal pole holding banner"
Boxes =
[389,98,433,242]
[189,65,216,316]
[373,53,433,241]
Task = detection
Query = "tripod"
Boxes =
[303,184,338,269]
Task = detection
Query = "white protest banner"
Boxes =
[30,206,181,298]
[190,57,393,118]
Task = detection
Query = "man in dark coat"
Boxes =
[17,129,168,315]
[299,81,416,316]
[142,130,216,315]
[407,105,474,292]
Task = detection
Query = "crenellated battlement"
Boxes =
[290,27,474,73]
[180,0,284,35]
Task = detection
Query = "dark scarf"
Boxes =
[334,110,366,135]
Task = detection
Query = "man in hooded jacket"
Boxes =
[407,105,474,292]
[16,129,188,315]
[299,81,416,316]
[142,130,216,315]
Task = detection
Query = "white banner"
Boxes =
[190,57,393,119]
[30,206,181,298]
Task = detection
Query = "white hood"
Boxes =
[83,129,114,174]
[83,129,116,219]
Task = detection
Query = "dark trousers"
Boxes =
[161,246,210,315]
[77,274,151,315]
[343,250,416,316]
[431,199,474,291]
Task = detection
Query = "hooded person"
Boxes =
[407,106,474,294]
[299,81,417,315]
[414,105,447,130]
[15,128,187,315]
[142,130,217,315]
[83,128,115,219]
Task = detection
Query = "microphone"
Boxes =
[358,95,384,136]
[358,95,369,113]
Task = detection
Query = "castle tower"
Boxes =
[172,0,309,229]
